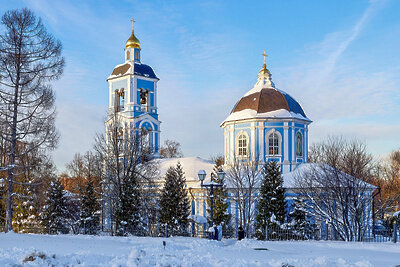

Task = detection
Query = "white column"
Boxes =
[258,125,264,163]
[292,122,296,171]
[283,122,289,173]
[230,125,234,164]
[305,125,308,163]
[154,81,158,109]
[251,123,256,162]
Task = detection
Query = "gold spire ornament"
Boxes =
[259,50,270,75]
[125,18,141,49]
[256,50,274,87]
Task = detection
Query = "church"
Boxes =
[103,22,375,239]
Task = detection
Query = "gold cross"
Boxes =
[131,18,136,31]
[261,50,268,64]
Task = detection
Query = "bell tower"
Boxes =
[105,20,161,157]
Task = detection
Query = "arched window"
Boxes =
[135,50,140,61]
[268,132,280,155]
[237,133,248,157]
[126,51,130,61]
[296,131,303,157]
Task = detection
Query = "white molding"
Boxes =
[235,130,250,158]
[265,129,282,156]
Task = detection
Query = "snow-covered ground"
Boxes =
[0,233,399,266]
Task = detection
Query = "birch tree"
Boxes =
[0,8,64,232]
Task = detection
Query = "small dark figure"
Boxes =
[213,225,219,240]
[238,226,245,240]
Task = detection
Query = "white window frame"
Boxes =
[236,131,249,158]
[266,129,282,157]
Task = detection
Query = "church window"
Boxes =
[296,131,303,157]
[237,133,248,157]
[268,132,280,155]
[126,51,130,61]
[135,50,140,61]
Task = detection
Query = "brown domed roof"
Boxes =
[232,88,289,114]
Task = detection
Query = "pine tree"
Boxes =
[159,162,190,236]
[255,161,286,240]
[206,160,232,235]
[80,177,100,235]
[115,172,141,235]
[42,179,69,234]
[288,198,315,239]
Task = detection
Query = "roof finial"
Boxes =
[131,18,136,32]
[257,50,274,87]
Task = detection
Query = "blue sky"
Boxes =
[1,0,400,171]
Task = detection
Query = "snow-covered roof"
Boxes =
[107,62,158,80]
[282,163,377,189]
[154,157,215,184]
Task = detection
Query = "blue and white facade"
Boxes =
[221,60,311,173]
[106,25,161,157]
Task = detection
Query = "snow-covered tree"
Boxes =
[206,156,231,235]
[288,198,316,239]
[80,177,100,234]
[159,162,190,236]
[95,111,157,235]
[0,8,64,232]
[42,179,69,234]
[296,137,376,241]
[255,161,286,240]
[115,171,141,235]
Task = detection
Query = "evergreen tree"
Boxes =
[255,161,286,240]
[159,162,190,236]
[42,179,69,234]
[80,177,100,235]
[115,172,141,235]
[206,159,232,235]
[288,198,316,239]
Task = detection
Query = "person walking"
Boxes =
[213,224,219,240]
[238,226,245,240]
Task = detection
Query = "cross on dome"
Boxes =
[262,50,268,65]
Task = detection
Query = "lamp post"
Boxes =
[197,169,225,227]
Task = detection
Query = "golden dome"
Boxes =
[125,30,140,49]
[259,63,271,75]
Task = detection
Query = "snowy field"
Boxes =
[0,233,399,266]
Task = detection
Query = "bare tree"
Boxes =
[373,150,400,219]
[0,8,64,232]
[160,139,183,158]
[225,157,262,237]
[94,112,158,235]
[295,137,376,241]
